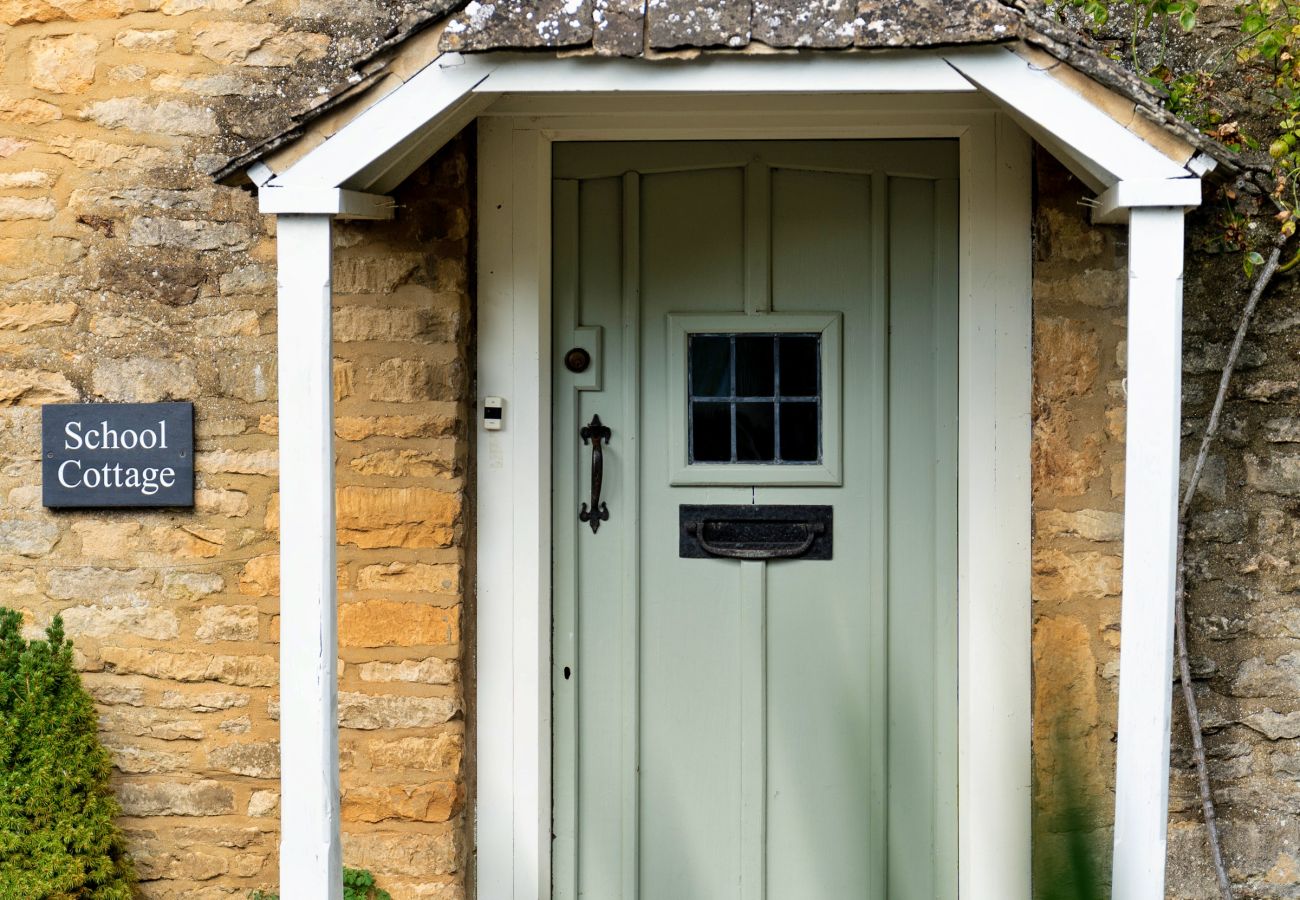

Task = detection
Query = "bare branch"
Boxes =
[1175,234,1288,900]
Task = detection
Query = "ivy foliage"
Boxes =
[0,608,134,900]
[1051,0,1300,268]
[250,867,393,900]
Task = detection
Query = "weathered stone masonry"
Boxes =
[0,0,471,894]
[0,1,1277,897]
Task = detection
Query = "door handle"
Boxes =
[686,521,825,560]
[578,414,611,533]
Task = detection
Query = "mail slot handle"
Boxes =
[679,505,833,562]
[686,520,824,560]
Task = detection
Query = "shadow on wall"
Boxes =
[1035,724,1109,900]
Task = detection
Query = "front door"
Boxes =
[552,141,958,899]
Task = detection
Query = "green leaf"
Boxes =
[1248,250,1267,265]
[1179,7,1198,29]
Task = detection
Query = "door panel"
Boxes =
[553,141,958,900]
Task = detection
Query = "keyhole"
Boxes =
[563,666,572,680]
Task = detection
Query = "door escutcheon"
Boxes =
[578,414,612,533]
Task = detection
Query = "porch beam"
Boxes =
[1112,206,1186,900]
[275,213,342,900]
[1092,178,1202,225]
[259,185,394,219]
[943,46,1191,186]
[274,52,496,191]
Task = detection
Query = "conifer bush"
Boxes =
[0,608,134,899]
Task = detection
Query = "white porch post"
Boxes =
[275,214,342,900]
[1112,206,1186,900]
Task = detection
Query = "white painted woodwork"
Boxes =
[274,52,497,191]
[475,121,552,900]
[958,112,1034,899]
[275,214,342,900]
[258,186,395,219]
[473,50,976,94]
[944,46,1191,186]
[1093,178,1202,224]
[1112,207,1186,900]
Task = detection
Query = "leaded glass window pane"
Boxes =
[687,332,822,465]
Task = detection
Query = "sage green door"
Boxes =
[552,141,958,900]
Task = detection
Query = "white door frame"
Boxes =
[474,97,1034,899]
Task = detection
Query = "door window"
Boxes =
[668,312,842,485]
[687,333,822,464]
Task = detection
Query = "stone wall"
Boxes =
[1166,175,1300,896]
[1030,150,1129,886]
[0,1,471,895]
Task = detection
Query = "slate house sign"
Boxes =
[42,403,194,508]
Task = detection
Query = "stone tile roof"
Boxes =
[213,0,1235,183]
[441,0,1021,56]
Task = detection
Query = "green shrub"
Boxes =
[250,867,392,900]
[0,608,134,899]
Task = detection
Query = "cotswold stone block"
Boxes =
[161,571,224,601]
[238,555,277,597]
[128,217,251,252]
[193,22,330,66]
[159,690,249,712]
[336,486,460,549]
[333,255,423,294]
[334,305,426,342]
[335,413,459,441]
[91,356,198,402]
[0,519,59,557]
[195,449,277,475]
[368,734,463,772]
[367,357,464,403]
[100,647,276,687]
[115,28,178,51]
[1243,710,1300,740]
[72,521,140,557]
[99,707,204,741]
[358,656,456,685]
[1233,653,1300,698]
[0,302,77,331]
[349,446,458,478]
[28,33,98,93]
[118,780,235,817]
[61,604,179,640]
[81,98,218,136]
[0,196,56,220]
[0,93,61,124]
[342,829,461,878]
[1,0,132,25]
[339,601,458,648]
[248,790,278,817]
[0,368,76,405]
[1032,549,1122,603]
[1035,508,1124,543]
[1246,453,1300,496]
[342,782,458,823]
[208,741,278,778]
[46,566,152,601]
[194,488,250,518]
[0,171,52,188]
[195,605,259,642]
[107,744,191,774]
[337,692,459,730]
[357,562,459,594]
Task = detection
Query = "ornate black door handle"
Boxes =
[578,414,612,533]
